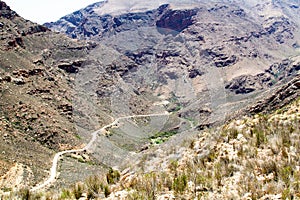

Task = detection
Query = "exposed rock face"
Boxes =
[45,1,300,72]
[202,47,238,68]
[45,3,171,39]
[248,74,300,114]
[226,58,300,94]
[227,74,300,122]
[264,16,295,44]
[156,8,198,35]
[0,2,50,51]
[0,1,18,19]
[57,59,85,73]
[44,0,300,128]
[24,24,49,35]
[44,1,107,38]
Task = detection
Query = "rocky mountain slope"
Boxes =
[1,0,300,198]
[44,1,300,198]
[46,0,300,125]
[0,0,195,194]
[103,80,300,200]
[0,0,104,192]
[11,75,298,199]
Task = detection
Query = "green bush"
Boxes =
[103,185,111,197]
[254,127,267,147]
[72,183,84,199]
[280,166,293,187]
[172,174,188,193]
[106,168,120,184]
[60,189,72,199]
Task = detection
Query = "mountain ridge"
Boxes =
[0,0,300,198]
[0,0,106,192]
[44,0,300,127]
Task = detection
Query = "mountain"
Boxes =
[45,0,300,124]
[54,82,298,199]
[0,0,300,198]
[0,0,104,192]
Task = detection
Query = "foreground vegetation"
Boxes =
[2,98,300,199]
[118,98,300,199]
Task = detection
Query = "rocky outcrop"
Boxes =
[44,1,158,39]
[58,103,73,116]
[225,74,271,94]
[0,2,49,51]
[0,1,18,19]
[6,37,24,49]
[248,74,300,114]
[264,16,295,44]
[227,73,300,122]
[202,47,238,68]
[228,15,295,45]
[156,8,198,35]
[23,25,49,35]
[0,68,46,86]
[57,59,85,73]
[226,58,300,94]
[188,68,204,78]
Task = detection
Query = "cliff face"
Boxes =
[45,0,300,125]
[156,8,198,35]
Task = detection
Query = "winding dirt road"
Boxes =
[30,112,169,191]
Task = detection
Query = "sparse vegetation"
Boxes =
[72,183,84,199]
[149,131,177,145]
[2,1,300,199]
[17,188,31,200]
[58,173,112,199]
[102,98,300,199]
[172,174,188,193]
[85,175,102,198]
[60,189,72,199]
[3,98,299,199]
[106,167,120,184]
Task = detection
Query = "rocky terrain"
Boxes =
[10,75,298,199]
[101,81,300,200]
[46,0,300,125]
[0,0,300,198]
[0,0,103,192]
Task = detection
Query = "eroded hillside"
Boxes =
[1,0,300,198]
[46,0,300,126]
[0,0,100,191]
[38,75,298,200]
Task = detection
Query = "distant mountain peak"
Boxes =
[93,0,200,16]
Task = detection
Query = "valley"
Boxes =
[0,0,300,199]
